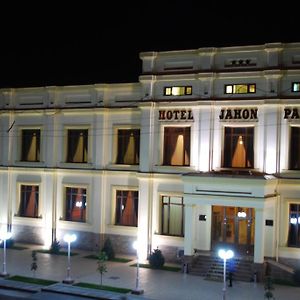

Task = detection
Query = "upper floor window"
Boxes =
[116,129,140,165]
[161,195,184,237]
[292,82,300,92]
[21,129,40,162]
[288,203,300,248]
[223,127,254,168]
[18,185,39,218]
[65,187,87,222]
[289,127,300,170]
[225,84,256,94]
[115,190,138,227]
[163,127,190,166]
[164,86,192,96]
[67,129,88,163]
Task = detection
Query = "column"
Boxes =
[254,208,265,263]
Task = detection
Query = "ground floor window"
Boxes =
[18,185,39,218]
[65,187,87,222]
[161,196,184,236]
[115,190,138,226]
[288,204,300,247]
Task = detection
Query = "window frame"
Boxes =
[292,82,300,93]
[288,202,300,248]
[289,126,300,170]
[162,125,191,166]
[221,125,255,169]
[19,127,42,162]
[65,127,89,163]
[164,86,192,96]
[224,84,256,94]
[63,185,88,223]
[160,195,184,237]
[17,183,40,218]
[115,127,140,165]
[112,187,139,227]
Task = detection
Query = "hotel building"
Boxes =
[1,42,300,277]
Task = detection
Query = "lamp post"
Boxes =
[131,240,144,295]
[62,233,77,284]
[218,249,234,300]
[0,231,12,277]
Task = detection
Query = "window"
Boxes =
[21,129,40,162]
[65,187,87,222]
[288,204,300,247]
[292,82,300,92]
[289,127,300,170]
[164,86,192,96]
[67,129,88,163]
[161,196,184,237]
[163,127,190,166]
[225,84,256,94]
[223,127,254,168]
[116,129,140,164]
[18,185,39,218]
[115,190,138,227]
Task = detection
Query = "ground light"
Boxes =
[131,240,144,295]
[218,249,234,300]
[62,233,77,284]
[0,231,12,277]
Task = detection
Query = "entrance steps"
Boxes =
[189,254,254,282]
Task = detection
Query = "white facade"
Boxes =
[1,42,300,269]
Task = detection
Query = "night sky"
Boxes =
[0,2,299,89]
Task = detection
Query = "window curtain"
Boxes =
[19,185,38,218]
[67,130,88,163]
[121,191,137,226]
[117,129,139,164]
[70,188,86,222]
[22,130,40,161]
[164,127,190,166]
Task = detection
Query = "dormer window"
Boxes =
[225,84,256,94]
[164,86,192,96]
[292,82,300,92]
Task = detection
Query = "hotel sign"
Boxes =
[159,109,194,121]
[284,108,300,119]
[219,108,258,121]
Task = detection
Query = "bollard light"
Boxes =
[0,231,13,277]
[62,234,77,284]
[218,249,234,300]
[131,240,144,295]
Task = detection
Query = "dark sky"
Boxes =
[0,2,299,89]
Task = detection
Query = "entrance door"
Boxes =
[212,206,255,255]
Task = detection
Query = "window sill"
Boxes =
[154,165,195,173]
[13,215,43,224]
[59,162,93,169]
[107,164,139,171]
[14,161,46,167]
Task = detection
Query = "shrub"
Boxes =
[148,247,165,269]
[50,239,61,254]
[101,237,115,260]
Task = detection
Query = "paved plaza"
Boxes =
[0,243,300,299]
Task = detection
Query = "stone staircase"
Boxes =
[188,254,254,282]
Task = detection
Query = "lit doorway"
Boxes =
[212,206,255,255]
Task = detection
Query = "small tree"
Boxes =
[50,239,61,254]
[97,251,108,286]
[31,251,38,278]
[148,247,165,269]
[264,276,275,299]
[101,237,115,260]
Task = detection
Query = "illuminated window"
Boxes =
[225,84,256,94]
[65,187,87,222]
[18,185,39,218]
[288,204,300,247]
[67,129,88,163]
[223,127,254,168]
[163,127,190,166]
[115,190,138,227]
[116,129,140,164]
[292,82,300,92]
[21,129,40,162]
[161,196,184,237]
[289,127,300,170]
[164,86,192,96]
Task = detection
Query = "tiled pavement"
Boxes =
[0,243,300,300]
